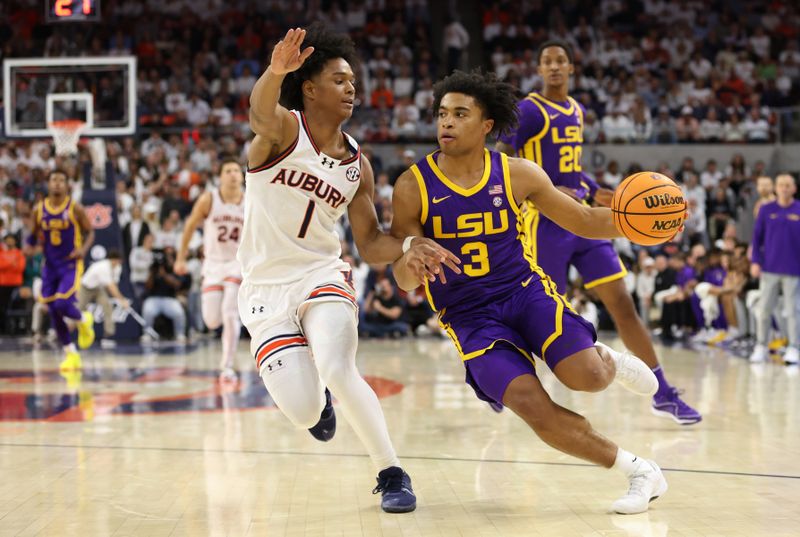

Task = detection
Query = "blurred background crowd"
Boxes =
[0,0,798,350]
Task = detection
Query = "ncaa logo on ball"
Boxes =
[651,218,683,231]
[346,166,360,182]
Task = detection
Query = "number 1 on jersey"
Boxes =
[298,200,316,239]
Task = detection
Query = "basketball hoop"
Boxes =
[48,119,87,156]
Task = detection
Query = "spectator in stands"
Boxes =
[0,235,25,333]
[749,174,800,365]
[359,277,409,338]
[650,106,677,143]
[601,160,623,189]
[742,107,771,143]
[675,157,698,184]
[403,286,441,337]
[129,233,155,301]
[675,106,700,143]
[142,248,187,343]
[699,108,724,142]
[723,112,746,142]
[122,205,150,261]
[636,257,657,323]
[78,250,130,346]
[700,159,724,192]
[443,16,470,72]
[708,187,735,241]
[602,109,635,143]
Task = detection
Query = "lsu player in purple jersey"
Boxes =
[27,169,96,372]
[391,70,667,514]
[496,41,701,425]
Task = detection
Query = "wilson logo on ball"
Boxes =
[643,193,685,209]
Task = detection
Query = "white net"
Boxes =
[47,119,87,156]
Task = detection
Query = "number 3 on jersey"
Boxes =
[461,241,489,276]
[297,200,316,239]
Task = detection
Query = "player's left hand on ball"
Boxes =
[406,238,461,284]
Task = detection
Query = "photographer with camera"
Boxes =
[359,277,409,338]
[142,246,189,343]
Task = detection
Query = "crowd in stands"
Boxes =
[0,1,798,358]
[3,0,799,143]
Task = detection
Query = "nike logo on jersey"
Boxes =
[271,168,348,209]
[549,113,560,120]
[432,195,451,204]
[521,275,534,287]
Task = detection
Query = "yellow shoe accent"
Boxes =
[706,331,727,345]
[59,351,82,372]
[60,370,83,390]
[77,312,95,349]
[768,337,788,351]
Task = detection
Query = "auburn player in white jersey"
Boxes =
[239,24,460,514]
[175,159,245,382]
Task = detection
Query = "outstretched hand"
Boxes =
[404,238,461,285]
[269,28,315,76]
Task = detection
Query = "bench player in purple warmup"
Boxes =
[496,41,701,425]
[391,70,667,514]
[27,169,96,371]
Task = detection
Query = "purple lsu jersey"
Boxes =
[499,93,590,196]
[500,93,626,294]
[37,197,83,302]
[410,149,597,403]
[411,149,542,311]
[38,197,80,265]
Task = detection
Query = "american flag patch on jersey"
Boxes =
[488,184,504,195]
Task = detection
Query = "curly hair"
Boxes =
[280,22,360,111]
[432,69,519,138]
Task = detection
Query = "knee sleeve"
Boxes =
[301,302,359,389]
[255,340,324,429]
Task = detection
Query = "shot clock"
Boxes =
[45,0,101,22]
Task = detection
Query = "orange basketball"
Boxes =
[611,172,687,246]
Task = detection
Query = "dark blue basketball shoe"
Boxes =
[308,388,336,442]
[373,466,417,513]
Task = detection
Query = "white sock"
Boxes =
[63,343,77,354]
[302,302,401,471]
[613,447,643,475]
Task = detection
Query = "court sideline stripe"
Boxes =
[1,442,798,480]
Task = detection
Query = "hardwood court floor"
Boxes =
[0,335,798,537]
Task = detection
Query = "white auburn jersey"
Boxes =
[203,187,245,265]
[238,110,362,285]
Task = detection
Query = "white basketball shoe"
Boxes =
[596,342,658,396]
[612,459,668,514]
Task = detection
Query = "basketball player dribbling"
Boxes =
[496,41,701,425]
[237,25,460,513]
[391,70,667,514]
[26,169,96,372]
[175,159,245,382]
